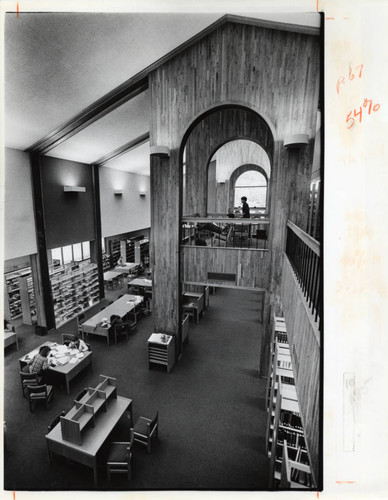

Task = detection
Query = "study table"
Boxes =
[114,262,139,274]
[19,341,93,394]
[128,277,153,291]
[4,331,19,350]
[46,395,132,486]
[81,294,143,345]
[103,271,123,287]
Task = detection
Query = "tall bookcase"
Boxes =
[120,239,135,263]
[50,262,100,328]
[4,267,36,322]
[266,314,315,489]
[134,238,149,266]
[109,240,121,267]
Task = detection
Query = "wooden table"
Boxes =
[81,294,143,345]
[19,342,93,394]
[46,395,132,486]
[4,331,19,350]
[103,271,123,287]
[128,277,153,290]
[115,263,139,274]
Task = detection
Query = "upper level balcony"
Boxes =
[181,215,270,250]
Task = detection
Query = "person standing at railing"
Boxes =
[241,197,250,218]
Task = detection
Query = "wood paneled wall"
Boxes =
[185,107,274,216]
[182,246,270,289]
[149,20,320,358]
[281,255,320,486]
[150,22,319,149]
[150,151,181,344]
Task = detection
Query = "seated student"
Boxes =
[4,320,15,332]
[68,335,89,352]
[117,256,124,266]
[23,345,53,374]
[110,314,124,327]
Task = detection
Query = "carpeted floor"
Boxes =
[3,284,269,491]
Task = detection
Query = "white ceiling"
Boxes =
[48,90,150,164]
[3,11,320,176]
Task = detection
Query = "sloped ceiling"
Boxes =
[4,11,320,176]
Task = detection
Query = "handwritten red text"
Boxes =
[346,98,380,129]
[337,65,364,95]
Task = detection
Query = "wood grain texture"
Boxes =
[149,19,320,377]
[150,150,181,343]
[281,255,320,487]
[182,246,270,289]
[184,107,274,216]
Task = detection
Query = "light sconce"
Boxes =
[63,185,86,192]
[284,134,309,149]
[139,192,146,198]
[114,191,123,196]
[150,145,170,158]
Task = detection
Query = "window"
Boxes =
[234,170,267,208]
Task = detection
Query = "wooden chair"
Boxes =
[113,323,130,343]
[62,333,75,345]
[133,411,158,453]
[27,384,53,411]
[106,429,134,481]
[20,371,42,397]
[76,313,85,336]
[47,410,66,431]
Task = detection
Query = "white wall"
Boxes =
[213,139,271,181]
[3,148,37,261]
[99,166,150,237]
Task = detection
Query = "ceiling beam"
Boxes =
[26,14,319,155]
[27,77,148,155]
[94,132,150,167]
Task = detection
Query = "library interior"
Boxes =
[2,11,322,491]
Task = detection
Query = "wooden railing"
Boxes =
[181,217,270,250]
[285,221,321,329]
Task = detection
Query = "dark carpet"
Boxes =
[3,285,269,491]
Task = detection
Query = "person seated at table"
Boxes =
[110,314,124,328]
[117,256,124,266]
[4,320,15,332]
[68,335,89,352]
[22,345,53,374]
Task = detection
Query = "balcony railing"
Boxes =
[285,220,321,328]
[181,217,270,250]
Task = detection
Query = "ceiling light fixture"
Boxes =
[63,185,86,192]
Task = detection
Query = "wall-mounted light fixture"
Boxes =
[150,145,170,158]
[63,185,86,192]
[114,191,123,196]
[284,134,309,149]
[139,192,146,197]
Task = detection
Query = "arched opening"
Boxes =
[204,138,271,216]
[179,104,274,218]
[234,169,267,211]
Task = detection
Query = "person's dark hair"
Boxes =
[241,197,247,202]
[39,346,51,357]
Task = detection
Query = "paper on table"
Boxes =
[56,356,70,365]
[75,352,84,358]
[68,358,78,364]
